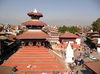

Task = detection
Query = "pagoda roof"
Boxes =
[27,9,43,17]
[27,12,43,17]
[59,33,79,38]
[0,66,12,74]
[22,20,47,26]
[16,30,49,39]
[2,46,67,73]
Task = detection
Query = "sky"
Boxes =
[0,0,100,26]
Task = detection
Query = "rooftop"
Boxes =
[59,33,79,38]
[0,66,12,74]
[2,46,67,73]
[84,61,100,74]
[22,20,47,26]
[16,30,49,39]
[27,9,43,17]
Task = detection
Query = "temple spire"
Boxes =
[33,9,37,13]
[65,43,74,63]
[27,9,43,19]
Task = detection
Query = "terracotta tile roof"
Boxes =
[86,31,99,34]
[59,33,79,38]
[11,25,19,30]
[22,20,47,26]
[0,36,7,40]
[0,66,12,74]
[27,12,43,17]
[8,35,16,41]
[0,32,6,34]
[71,43,80,48]
[16,30,49,39]
[84,61,100,74]
[2,46,67,73]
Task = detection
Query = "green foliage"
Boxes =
[92,18,100,33]
[58,25,67,33]
[58,25,80,33]
[69,26,80,33]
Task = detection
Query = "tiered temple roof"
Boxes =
[22,9,47,26]
[16,30,49,39]
[17,9,48,39]
[2,46,67,73]
[22,20,47,26]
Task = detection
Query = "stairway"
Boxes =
[2,46,67,74]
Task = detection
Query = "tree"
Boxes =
[92,18,100,33]
[58,25,67,33]
[69,26,80,33]
[58,25,80,33]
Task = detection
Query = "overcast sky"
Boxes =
[0,0,100,26]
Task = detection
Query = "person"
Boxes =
[76,70,78,74]
[74,59,78,66]
[81,59,84,64]
[60,50,63,56]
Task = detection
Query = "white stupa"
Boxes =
[65,43,74,63]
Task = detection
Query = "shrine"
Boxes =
[16,9,50,47]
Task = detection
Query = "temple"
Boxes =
[16,9,50,47]
[2,9,68,74]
